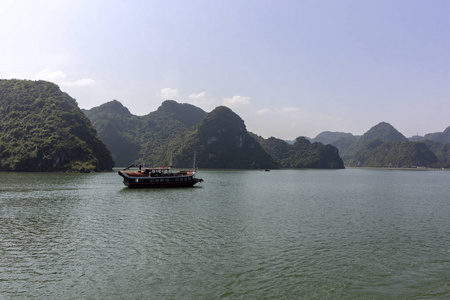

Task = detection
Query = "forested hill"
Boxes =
[84,101,278,168]
[169,106,279,169]
[0,79,114,172]
[314,122,446,168]
[254,135,344,169]
[84,101,344,169]
[421,127,450,144]
[310,131,355,145]
[83,100,208,167]
[82,100,143,167]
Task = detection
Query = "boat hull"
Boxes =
[118,170,203,188]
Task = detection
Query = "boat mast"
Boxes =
[193,152,196,171]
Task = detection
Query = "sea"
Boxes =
[0,168,449,299]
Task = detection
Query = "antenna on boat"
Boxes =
[169,151,173,169]
[193,152,197,172]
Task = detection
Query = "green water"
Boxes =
[0,169,449,299]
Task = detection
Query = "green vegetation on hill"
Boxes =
[0,79,114,172]
[257,136,344,169]
[418,127,450,144]
[172,106,278,169]
[360,122,407,142]
[315,122,446,168]
[83,100,143,167]
[351,140,439,167]
[422,140,450,168]
[345,123,443,168]
[139,100,208,167]
[85,101,343,169]
[311,131,354,145]
[83,100,209,167]
[341,122,407,162]
[4,79,446,171]
[85,102,278,169]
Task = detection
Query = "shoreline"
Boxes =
[345,166,449,171]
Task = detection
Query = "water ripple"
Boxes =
[0,170,449,299]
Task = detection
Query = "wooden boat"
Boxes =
[118,165,203,188]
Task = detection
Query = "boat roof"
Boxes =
[144,167,171,170]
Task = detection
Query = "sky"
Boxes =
[1,0,449,139]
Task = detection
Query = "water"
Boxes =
[0,169,449,299]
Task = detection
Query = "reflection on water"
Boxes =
[0,169,449,299]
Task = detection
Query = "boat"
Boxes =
[118,165,203,188]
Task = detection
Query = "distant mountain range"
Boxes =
[83,98,449,169]
[310,124,450,145]
[307,122,449,168]
[1,79,448,171]
[83,100,344,169]
[412,127,450,144]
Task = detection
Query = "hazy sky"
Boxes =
[2,0,449,139]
